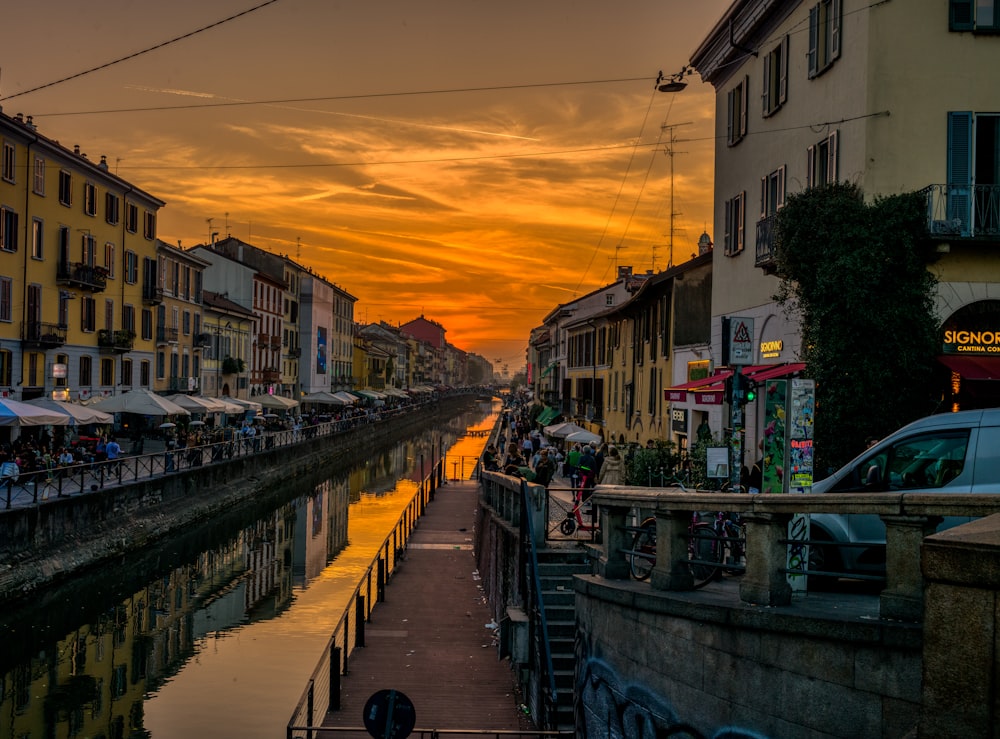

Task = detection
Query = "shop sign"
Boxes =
[760,339,783,359]
[671,407,686,433]
[694,390,724,405]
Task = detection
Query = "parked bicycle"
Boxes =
[628,510,746,587]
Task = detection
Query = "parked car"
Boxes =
[809,408,1000,576]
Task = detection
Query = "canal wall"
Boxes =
[0,396,473,606]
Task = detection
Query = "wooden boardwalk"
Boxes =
[318,479,535,738]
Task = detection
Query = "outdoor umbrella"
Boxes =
[564,429,603,445]
[89,389,190,417]
[332,391,358,405]
[22,397,114,425]
[166,394,220,413]
[258,394,299,410]
[301,391,347,406]
[543,422,590,439]
[0,398,71,427]
[222,396,263,413]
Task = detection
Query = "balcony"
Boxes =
[98,329,136,354]
[924,183,1000,239]
[260,368,280,383]
[56,262,107,293]
[195,332,212,348]
[755,213,779,273]
[287,346,302,358]
[142,284,164,305]
[156,326,179,344]
[21,321,67,348]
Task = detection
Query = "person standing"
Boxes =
[105,437,122,473]
[597,446,624,485]
[533,449,557,489]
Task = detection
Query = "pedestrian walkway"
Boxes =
[319,479,534,737]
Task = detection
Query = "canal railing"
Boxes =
[285,456,445,739]
[2,401,435,510]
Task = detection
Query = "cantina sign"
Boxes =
[943,330,1000,353]
[941,300,1000,355]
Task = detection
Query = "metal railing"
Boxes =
[285,457,444,739]
[923,182,1000,238]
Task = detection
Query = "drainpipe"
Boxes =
[20,125,40,392]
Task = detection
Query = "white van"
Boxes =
[809,408,1000,575]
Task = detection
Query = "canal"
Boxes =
[0,399,498,739]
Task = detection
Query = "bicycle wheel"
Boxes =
[688,523,723,588]
[629,519,656,580]
[559,516,577,536]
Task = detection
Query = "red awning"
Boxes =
[744,362,807,383]
[666,370,733,392]
[938,355,1000,380]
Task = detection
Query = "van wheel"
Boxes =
[807,531,841,591]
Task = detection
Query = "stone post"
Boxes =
[596,504,631,580]
[739,511,792,606]
[880,514,942,622]
[650,510,695,591]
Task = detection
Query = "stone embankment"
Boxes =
[0,397,471,606]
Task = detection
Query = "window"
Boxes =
[723,192,746,256]
[182,310,191,335]
[104,242,115,278]
[141,308,153,340]
[143,210,156,240]
[122,304,135,335]
[121,358,133,386]
[80,355,92,386]
[105,192,120,225]
[124,250,138,284]
[81,232,96,267]
[101,358,114,387]
[946,111,1000,236]
[125,202,138,233]
[808,0,842,79]
[727,75,749,146]
[156,351,165,379]
[81,296,96,332]
[0,207,17,251]
[59,170,72,206]
[27,354,39,388]
[950,0,1000,30]
[761,166,786,218]
[807,130,839,187]
[33,157,45,195]
[0,277,10,322]
[31,218,43,259]
[0,349,10,386]
[140,360,150,387]
[84,182,97,216]
[1,141,13,182]
[762,36,789,117]
[105,299,114,332]
[59,291,69,328]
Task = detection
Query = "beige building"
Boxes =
[152,240,210,395]
[690,0,1000,433]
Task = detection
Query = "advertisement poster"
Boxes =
[316,327,328,375]
[761,379,787,494]
[788,379,816,493]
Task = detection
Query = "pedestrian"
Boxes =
[105,436,122,473]
[597,446,624,485]
[533,449,557,489]
[1,452,20,509]
[578,445,597,502]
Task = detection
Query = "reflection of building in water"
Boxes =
[0,485,352,738]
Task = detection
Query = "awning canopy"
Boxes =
[938,355,1000,380]
[666,370,734,392]
[743,362,807,383]
[535,406,560,426]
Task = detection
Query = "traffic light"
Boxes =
[745,378,758,403]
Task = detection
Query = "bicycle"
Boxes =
[628,511,746,587]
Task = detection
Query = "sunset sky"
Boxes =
[1,0,730,371]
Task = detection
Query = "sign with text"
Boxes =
[726,316,755,366]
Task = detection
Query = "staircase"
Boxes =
[534,547,591,731]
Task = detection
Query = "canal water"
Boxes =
[0,400,498,739]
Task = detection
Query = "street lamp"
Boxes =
[656,66,694,93]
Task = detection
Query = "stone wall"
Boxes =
[573,577,923,738]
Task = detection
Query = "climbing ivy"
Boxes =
[773,182,941,473]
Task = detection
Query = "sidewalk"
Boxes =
[319,478,533,736]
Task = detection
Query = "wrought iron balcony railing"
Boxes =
[156,326,179,344]
[56,262,108,292]
[22,321,67,348]
[924,183,1000,238]
[98,329,136,353]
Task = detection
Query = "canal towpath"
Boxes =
[318,478,534,736]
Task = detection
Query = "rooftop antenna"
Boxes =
[225,212,230,238]
[661,122,691,270]
[206,218,214,245]
[609,243,627,272]
[296,236,301,260]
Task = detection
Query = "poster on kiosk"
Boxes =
[761,378,816,591]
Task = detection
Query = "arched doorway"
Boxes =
[938,300,1000,410]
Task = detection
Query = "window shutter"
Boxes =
[949,0,974,30]
[740,75,749,138]
[827,130,839,183]
[726,88,735,144]
[808,5,819,77]
[762,52,771,115]
[777,165,786,209]
[737,192,745,253]
[947,111,973,235]
[724,197,733,253]
[830,0,842,61]
[779,35,789,104]
[760,176,767,219]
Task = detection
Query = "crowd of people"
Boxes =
[480,403,625,503]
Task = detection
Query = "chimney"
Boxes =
[25,116,35,130]
[73,145,81,155]
[98,155,109,171]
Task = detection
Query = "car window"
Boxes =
[885,431,969,490]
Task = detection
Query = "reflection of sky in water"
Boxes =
[142,407,496,738]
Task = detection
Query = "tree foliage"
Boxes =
[773,182,941,473]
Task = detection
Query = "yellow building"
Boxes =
[152,240,211,395]
[0,111,163,402]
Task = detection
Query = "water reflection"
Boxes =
[0,401,497,739]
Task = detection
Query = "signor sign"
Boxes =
[728,316,755,366]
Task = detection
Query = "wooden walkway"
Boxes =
[318,479,535,737]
